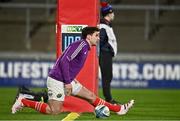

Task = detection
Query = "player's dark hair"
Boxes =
[81,27,99,39]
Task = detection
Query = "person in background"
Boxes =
[99,2,119,104]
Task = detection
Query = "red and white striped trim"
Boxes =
[97,99,105,105]
[35,102,43,111]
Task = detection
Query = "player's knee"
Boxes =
[50,107,61,115]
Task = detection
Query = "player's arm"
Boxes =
[59,48,73,95]
[59,47,72,84]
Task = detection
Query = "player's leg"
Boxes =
[15,86,48,103]
[72,83,120,112]
[20,98,63,115]
[99,51,113,102]
[12,87,50,114]
[71,80,134,115]
[12,77,64,115]
[48,99,63,115]
[12,92,51,114]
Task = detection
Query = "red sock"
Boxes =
[22,99,48,114]
[92,97,121,112]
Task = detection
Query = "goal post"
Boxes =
[56,0,99,112]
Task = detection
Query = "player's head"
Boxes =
[81,26,100,46]
[101,2,114,20]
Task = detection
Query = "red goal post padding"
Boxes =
[56,0,99,112]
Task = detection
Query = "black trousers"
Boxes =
[99,50,113,101]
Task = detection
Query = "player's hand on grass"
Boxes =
[65,84,72,96]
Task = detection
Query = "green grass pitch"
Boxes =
[0,87,180,120]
